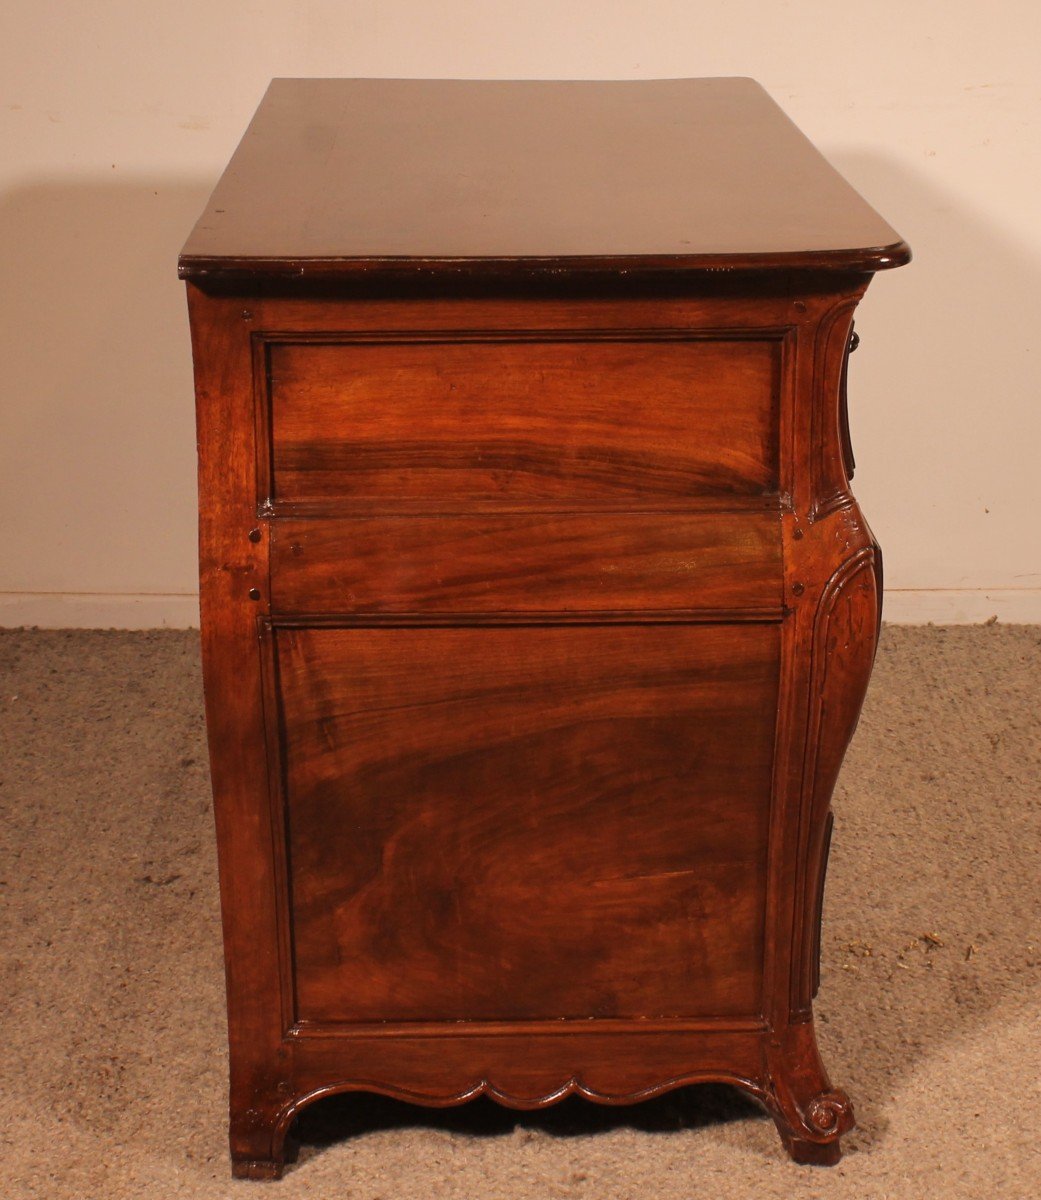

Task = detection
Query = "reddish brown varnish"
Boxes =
[182,78,908,1178]
[265,336,781,504]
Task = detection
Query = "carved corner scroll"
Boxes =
[805,1088,856,1138]
[764,1017,856,1158]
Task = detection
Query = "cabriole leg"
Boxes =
[763,1020,855,1166]
[229,1100,298,1180]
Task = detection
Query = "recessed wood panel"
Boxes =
[275,623,779,1025]
[269,510,782,614]
[266,337,780,505]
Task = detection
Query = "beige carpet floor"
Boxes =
[1,625,1039,1198]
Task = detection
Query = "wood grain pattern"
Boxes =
[179,78,909,281]
[269,511,782,615]
[182,78,910,1178]
[274,623,779,1025]
[266,336,780,505]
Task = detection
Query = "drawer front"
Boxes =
[270,511,781,615]
[263,335,781,508]
[273,621,778,1025]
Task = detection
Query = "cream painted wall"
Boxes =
[2,1,1039,627]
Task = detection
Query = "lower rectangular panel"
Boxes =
[272,622,779,1025]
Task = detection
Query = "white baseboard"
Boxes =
[1,589,1039,629]
[881,589,1041,624]
[0,592,200,629]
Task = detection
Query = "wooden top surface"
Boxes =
[179,78,909,281]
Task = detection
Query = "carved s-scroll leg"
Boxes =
[771,518,879,1164]
[766,289,881,1166]
[763,1020,855,1165]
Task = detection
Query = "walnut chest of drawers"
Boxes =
[180,77,909,1178]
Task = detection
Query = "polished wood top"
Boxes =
[180,78,909,282]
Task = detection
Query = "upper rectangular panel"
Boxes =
[180,77,909,281]
[265,334,780,507]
